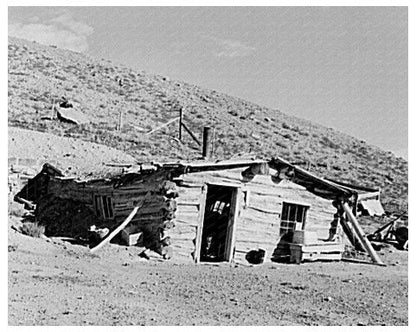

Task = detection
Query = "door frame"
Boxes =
[195,183,241,263]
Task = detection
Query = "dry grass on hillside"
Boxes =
[8,37,407,213]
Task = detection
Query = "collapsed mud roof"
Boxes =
[16,156,386,265]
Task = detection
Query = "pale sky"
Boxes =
[8,6,408,159]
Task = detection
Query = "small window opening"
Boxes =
[280,202,309,236]
[94,195,114,219]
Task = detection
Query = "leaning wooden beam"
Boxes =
[339,218,364,252]
[104,163,133,168]
[342,202,385,266]
[146,117,180,135]
[90,192,150,253]
[14,196,36,210]
[181,123,201,146]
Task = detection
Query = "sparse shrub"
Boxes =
[275,141,288,149]
[55,74,66,81]
[320,136,340,150]
[20,222,45,238]
[9,201,25,217]
[140,102,152,111]
[237,132,248,139]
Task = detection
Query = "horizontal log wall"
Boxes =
[180,167,335,264]
[46,167,337,264]
[47,171,185,258]
[166,185,202,262]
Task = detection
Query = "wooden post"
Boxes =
[51,98,55,119]
[181,122,201,146]
[118,110,123,132]
[202,126,212,159]
[339,218,364,252]
[178,107,183,140]
[342,202,385,266]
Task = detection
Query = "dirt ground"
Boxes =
[8,127,136,178]
[8,215,408,326]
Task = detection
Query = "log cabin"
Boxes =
[15,156,385,265]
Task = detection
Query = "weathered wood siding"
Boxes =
[46,166,337,264]
[178,167,335,264]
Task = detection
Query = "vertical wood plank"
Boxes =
[226,187,242,262]
[194,184,207,263]
[178,107,183,140]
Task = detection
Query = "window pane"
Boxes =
[102,195,109,219]
[107,197,113,218]
[94,195,101,217]
[282,204,288,220]
[289,205,296,221]
[296,206,303,223]
[302,207,307,223]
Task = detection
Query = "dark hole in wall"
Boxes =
[200,185,233,262]
[245,249,266,264]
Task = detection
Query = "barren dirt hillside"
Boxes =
[8,37,407,213]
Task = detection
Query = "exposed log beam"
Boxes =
[342,202,385,266]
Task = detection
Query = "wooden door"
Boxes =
[224,187,241,262]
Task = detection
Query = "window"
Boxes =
[94,195,114,219]
[280,202,309,235]
[210,200,230,214]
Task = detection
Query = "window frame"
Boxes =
[93,194,114,220]
[279,202,309,235]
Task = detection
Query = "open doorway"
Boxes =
[200,184,239,262]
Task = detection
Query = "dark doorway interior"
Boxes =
[200,185,234,262]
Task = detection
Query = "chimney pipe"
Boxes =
[202,126,212,159]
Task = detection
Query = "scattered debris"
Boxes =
[59,97,73,108]
[57,108,89,125]
[8,245,18,252]
[367,214,408,250]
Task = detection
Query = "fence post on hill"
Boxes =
[118,110,123,132]
[178,107,183,140]
[50,98,55,119]
[202,126,212,159]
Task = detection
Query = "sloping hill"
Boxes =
[8,37,407,213]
